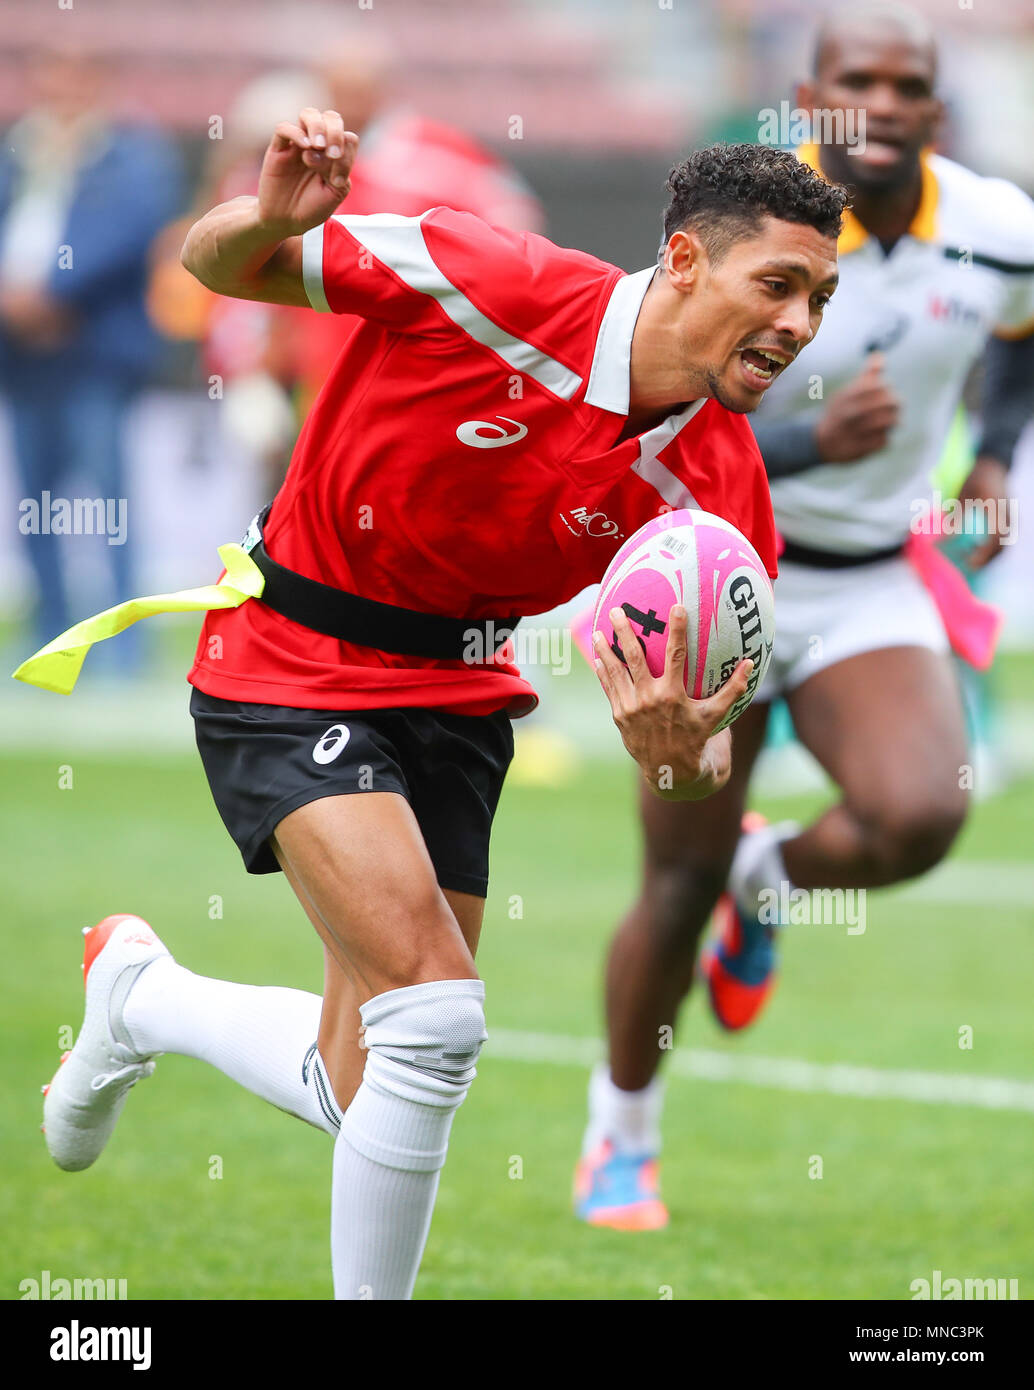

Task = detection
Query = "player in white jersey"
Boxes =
[576,2,1034,1230]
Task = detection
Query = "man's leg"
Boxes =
[61,374,142,671]
[703,644,969,1032]
[576,702,771,1225]
[271,793,486,1300]
[702,550,968,1029]
[103,793,484,1299]
[782,645,969,888]
[6,376,69,643]
[273,851,485,1117]
[49,829,486,1165]
[120,939,336,1136]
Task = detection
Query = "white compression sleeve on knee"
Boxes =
[332,978,486,1299]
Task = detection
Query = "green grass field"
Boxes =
[3,655,1033,1301]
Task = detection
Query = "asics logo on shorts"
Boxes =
[456,416,528,448]
[313,724,351,764]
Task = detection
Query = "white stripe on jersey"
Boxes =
[301,221,332,312]
[631,402,707,509]
[307,212,583,401]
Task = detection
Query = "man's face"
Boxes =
[30,50,105,123]
[799,33,941,192]
[672,216,839,414]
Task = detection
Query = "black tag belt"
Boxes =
[241,505,519,661]
[779,537,906,569]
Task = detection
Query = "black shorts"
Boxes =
[189,688,514,898]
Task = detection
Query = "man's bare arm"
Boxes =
[180,197,307,304]
[181,108,357,306]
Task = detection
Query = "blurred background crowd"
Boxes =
[0,0,1032,759]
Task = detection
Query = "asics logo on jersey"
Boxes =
[456,416,528,448]
[313,725,351,765]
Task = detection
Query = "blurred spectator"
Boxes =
[0,46,181,656]
[287,35,545,409]
[176,35,545,494]
[191,70,334,486]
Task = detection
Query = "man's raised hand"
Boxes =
[257,108,359,238]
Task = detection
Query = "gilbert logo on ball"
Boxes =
[593,509,774,732]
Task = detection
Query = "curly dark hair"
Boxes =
[662,144,847,262]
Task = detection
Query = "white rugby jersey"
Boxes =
[761,145,1034,554]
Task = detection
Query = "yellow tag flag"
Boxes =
[12,543,265,696]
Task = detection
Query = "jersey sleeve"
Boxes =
[301,212,455,333]
[302,205,607,392]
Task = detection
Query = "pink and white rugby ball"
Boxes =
[593,508,774,732]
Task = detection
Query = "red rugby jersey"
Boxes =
[189,208,777,716]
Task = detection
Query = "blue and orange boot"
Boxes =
[701,812,785,1031]
[574,1141,669,1230]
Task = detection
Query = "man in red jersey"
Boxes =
[41,110,842,1299]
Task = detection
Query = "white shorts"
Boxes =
[758,554,950,701]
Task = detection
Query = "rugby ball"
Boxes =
[593,508,774,732]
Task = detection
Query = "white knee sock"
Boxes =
[121,957,340,1136]
[331,978,486,1301]
[583,1061,665,1157]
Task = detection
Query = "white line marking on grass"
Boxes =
[486,1029,1034,1113]
[890,860,1034,908]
